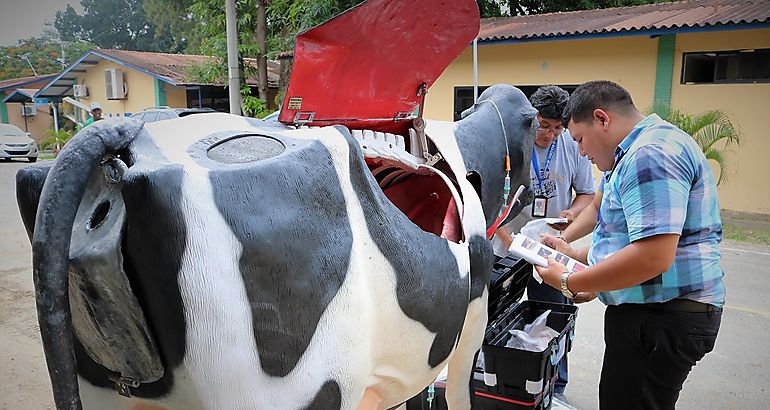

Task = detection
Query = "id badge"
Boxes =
[532,195,548,218]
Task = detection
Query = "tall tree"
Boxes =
[143,0,203,53]
[53,0,180,52]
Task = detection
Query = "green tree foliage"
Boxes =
[143,0,204,53]
[40,128,75,152]
[0,35,94,80]
[650,104,743,185]
[266,0,363,56]
[53,0,180,52]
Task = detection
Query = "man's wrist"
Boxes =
[560,271,575,299]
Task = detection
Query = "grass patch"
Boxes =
[723,223,770,246]
[38,153,56,161]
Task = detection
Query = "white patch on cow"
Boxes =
[424,119,490,409]
[143,113,256,164]
[299,126,466,408]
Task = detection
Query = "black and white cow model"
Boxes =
[16,84,536,410]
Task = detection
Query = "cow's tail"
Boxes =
[31,119,143,410]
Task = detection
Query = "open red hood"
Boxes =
[279,0,480,132]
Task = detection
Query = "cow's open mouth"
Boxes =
[354,130,462,243]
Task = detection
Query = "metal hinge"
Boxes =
[293,111,316,125]
[100,155,128,184]
[108,374,140,398]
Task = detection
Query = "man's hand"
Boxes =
[495,226,513,249]
[534,256,567,291]
[540,234,573,258]
[547,209,577,231]
[573,292,597,303]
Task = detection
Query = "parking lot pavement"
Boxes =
[560,239,770,410]
[0,161,54,409]
[1,160,769,409]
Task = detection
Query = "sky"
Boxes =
[0,0,83,46]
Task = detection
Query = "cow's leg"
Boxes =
[444,291,487,410]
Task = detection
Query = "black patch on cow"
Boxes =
[340,129,468,368]
[209,134,352,377]
[69,163,188,398]
[120,164,189,392]
[303,380,342,410]
[468,235,495,300]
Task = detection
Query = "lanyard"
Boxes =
[531,141,557,191]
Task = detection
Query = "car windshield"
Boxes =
[0,124,26,137]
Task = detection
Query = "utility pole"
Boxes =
[473,38,478,103]
[59,39,67,69]
[225,0,242,115]
[21,54,38,77]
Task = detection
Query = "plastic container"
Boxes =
[406,255,577,410]
[478,300,576,409]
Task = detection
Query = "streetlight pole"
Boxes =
[225,0,242,115]
[21,54,38,77]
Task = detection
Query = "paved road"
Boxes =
[558,231,770,409]
[0,160,769,409]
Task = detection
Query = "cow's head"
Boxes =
[454,84,537,230]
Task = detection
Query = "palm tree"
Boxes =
[648,103,742,185]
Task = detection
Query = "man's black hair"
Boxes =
[562,80,636,127]
[529,85,569,121]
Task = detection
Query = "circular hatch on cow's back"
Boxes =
[207,135,286,164]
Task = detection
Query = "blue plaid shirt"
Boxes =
[588,114,725,307]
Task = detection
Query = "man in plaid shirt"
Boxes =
[536,80,724,409]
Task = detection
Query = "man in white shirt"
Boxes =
[494,85,595,396]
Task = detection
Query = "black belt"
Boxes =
[617,298,721,313]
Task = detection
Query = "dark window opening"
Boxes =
[453,85,579,121]
[682,49,770,84]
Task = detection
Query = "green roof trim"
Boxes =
[0,102,8,123]
[654,34,676,106]
[154,78,167,107]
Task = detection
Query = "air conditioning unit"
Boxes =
[73,84,89,97]
[105,68,127,99]
[21,104,37,117]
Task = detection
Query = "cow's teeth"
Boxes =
[351,129,424,169]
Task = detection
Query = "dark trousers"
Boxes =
[600,301,722,410]
[527,276,571,393]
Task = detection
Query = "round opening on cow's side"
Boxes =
[207,134,286,164]
[87,200,111,231]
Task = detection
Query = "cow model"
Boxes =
[17,83,536,410]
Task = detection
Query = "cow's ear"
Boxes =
[521,107,538,121]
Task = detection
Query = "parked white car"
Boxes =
[0,124,38,163]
